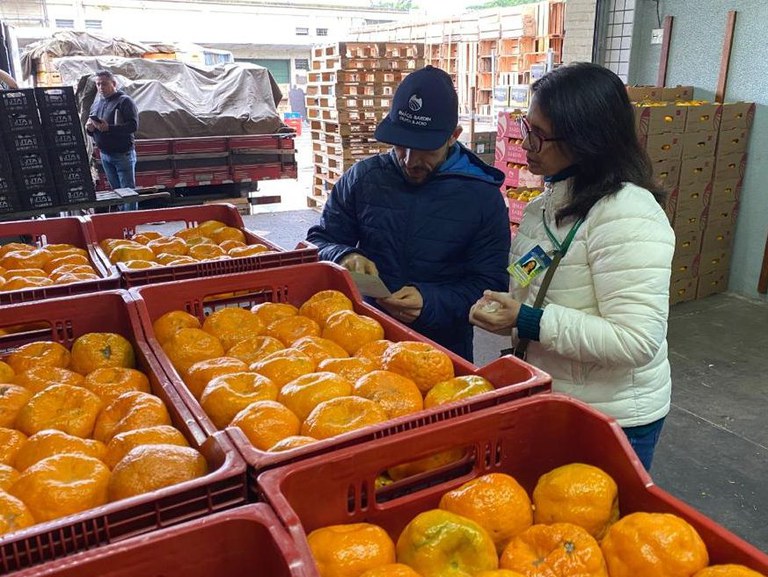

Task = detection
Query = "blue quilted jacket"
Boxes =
[306,144,510,361]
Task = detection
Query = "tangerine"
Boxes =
[227,335,285,365]
[0,276,53,291]
[355,339,394,369]
[0,492,35,535]
[265,315,321,347]
[103,425,189,469]
[230,400,301,450]
[120,260,160,270]
[267,435,317,452]
[301,396,388,440]
[382,341,454,393]
[152,310,202,345]
[195,220,227,237]
[359,564,422,577]
[161,328,225,374]
[108,444,207,501]
[299,290,354,328]
[250,349,316,387]
[14,429,106,472]
[318,356,377,382]
[0,384,32,427]
[82,367,151,402]
[70,332,135,375]
[109,244,155,264]
[292,336,349,364]
[43,253,89,273]
[424,375,494,409]
[353,370,423,418]
[183,357,249,399]
[308,522,396,577]
[278,371,354,421]
[147,236,188,256]
[0,361,14,382]
[209,226,245,244]
[188,243,226,260]
[228,244,270,258]
[92,391,172,443]
[0,464,19,490]
[200,372,279,429]
[0,427,27,466]
[219,239,247,252]
[7,341,71,373]
[10,454,110,522]
[250,302,299,326]
[694,565,766,577]
[16,384,103,438]
[55,272,101,284]
[202,307,264,350]
[5,268,48,279]
[322,310,385,355]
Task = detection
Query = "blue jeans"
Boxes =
[623,417,666,471]
[101,149,138,211]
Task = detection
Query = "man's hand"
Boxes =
[85,119,96,132]
[94,119,109,132]
[339,253,379,275]
[377,286,423,325]
[469,290,522,335]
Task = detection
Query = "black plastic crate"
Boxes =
[6,130,46,154]
[0,110,42,135]
[0,89,38,114]
[49,146,91,168]
[57,181,96,205]
[40,108,81,130]
[34,86,78,111]
[52,163,92,187]
[9,150,51,175]
[18,188,59,211]
[44,125,87,149]
[14,168,59,210]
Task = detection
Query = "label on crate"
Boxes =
[45,108,80,128]
[52,148,89,167]
[57,165,91,186]
[16,152,48,173]
[47,127,84,148]
[5,112,39,132]
[9,131,45,153]
[0,193,18,213]
[0,90,37,113]
[59,184,95,204]
[23,189,57,210]
[35,87,75,108]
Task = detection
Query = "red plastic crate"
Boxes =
[13,504,310,577]
[0,291,247,574]
[230,162,297,182]
[129,262,551,477]
[85,204,317,288]
[258,394,768,576]
[0,216,119,305]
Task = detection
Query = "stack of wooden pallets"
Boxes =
[306,42,425,208]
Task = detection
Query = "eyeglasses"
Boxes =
[518,116,563,153]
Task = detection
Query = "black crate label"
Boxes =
[60,185,94,203]
[36,88,74,107]
[21,171,53,188]
[59,166,89,184]
[6,113,39,131]
[17,152,48,172]
[1,90,36,112]
[10,132,44,152]
[27,190,56,208]
[49,128,82,148]
[53,148,88,167]
[46,109,79,127]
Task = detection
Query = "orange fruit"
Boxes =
[82,367,151,402]
[7,341,71,373]
[318,357,377,382]
[0,492,36,535]
[0,463,20,490]
[600,512,709,577]
[44,244,85,255]
[0,361,14,382]
[147,236,188,256]
[250,302,299,326]
[109,244,156,264]
[10,454,110,522]
[49,264,96,280]
[14,429,106,472]
[13,366,85,394]
[355,339,394,369]
[694,566,766,577]
[202,307,264,350]
[0,242,33,257]
[0,427,27,466]
[210,226,246,244]
[120,260,160,270]
[322,310,385,355]
[387,448,466,482]
[440,473,533,553]
[230,400,301,450]
[353,370,423,418]
[1,248,53,270]
[92,391,172,443]
[103,425,189,469]
[382,341,454,393]
[200,372,279,428]
[70,332,135,375]
[43,253,89,273]
[1,276,54,290]
[0,384,32,427]
[278,372,354,422]
[162,328,225,375]
[308,522,396,577]
[532,463,619,540]
[55,272,101,284]
[228,244,270,258]
[359,564,423,577]
[156,253,196,265]
[183,357,249,400]
[219,239,247,252]
[16,384,103,438]
[173,227,206,242]
[424,375,494,409]
[397,509,498,576]
[500,522,608,576]
[152,310,202,345]
[250,349,316,387]
[299,290,354,328]
[185,235,216,247]
[195,220,227,237]
[108,444,207,501]
[100,238,133,255]
[475,572,527,577]
[227,335,285,365]
[188,243,226,260]
[5,268,48,279]
[267,435,317,452]
[292,336,349,364]
[301,396,388,440]
[266,315,321,347]
[130,232,163,245]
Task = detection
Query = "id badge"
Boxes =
[508,245,552,287]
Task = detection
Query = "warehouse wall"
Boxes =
[562,0,597,63]
[630,0,767,301]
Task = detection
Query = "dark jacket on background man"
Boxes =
[307,143,510,360]
[89,90,138,153]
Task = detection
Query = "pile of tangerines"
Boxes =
[0,241,101,292]
[0,332,207,536]
[99,219,276,270]
[306,462,765,577]
[153,289,494,451]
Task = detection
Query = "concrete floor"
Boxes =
[243,209,768,553]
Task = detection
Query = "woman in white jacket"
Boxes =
[470,63,675,470]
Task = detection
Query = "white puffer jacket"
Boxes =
[511,179,675,427]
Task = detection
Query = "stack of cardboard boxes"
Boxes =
[459,130,496,166]
[629,86,754,304]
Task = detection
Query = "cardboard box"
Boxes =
[709,177,741,205]
[716,128,751,157]
[671,251,698,279]
[704,201,738,228]
[718,102,755,131]
[497,111,524,140]
[495,160,543,188]
[509,85,531,108]
[660,85,694,102]
[626,85,661,102]
[683,103,722,133]
[672,202,707,231]
[493,86,509,107]
[680,131,717,159]
[495,138,527,164]
[669,184,709,215]
[652,158,680,189]
[674,226,702,258]
[643,133,683,162]
[696,268,729,299]
[670,276,698,305]
[696,249,731,277]
[634,103,687,135]
[700,223,733,254]
[678,157,714,189]
[713,152,747,182]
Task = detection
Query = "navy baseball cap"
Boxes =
[374,66,459,151]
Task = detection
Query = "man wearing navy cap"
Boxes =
[307,66,510,361]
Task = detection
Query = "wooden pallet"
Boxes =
[312,42,425,61]
[311,57,425,74]
[306,94,392,110]
[309,119,378,138]
[312,139,387,159]
[311,130,381,146]
[307,106,385,124]
[308,70,413,85]
[307,82,396,98]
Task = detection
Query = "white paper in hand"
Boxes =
[348,271,392,298]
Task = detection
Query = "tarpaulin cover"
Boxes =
[55,56,285,138]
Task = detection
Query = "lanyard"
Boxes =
[542,209,583,257]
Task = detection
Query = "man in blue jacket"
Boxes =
[307,66,510,361]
